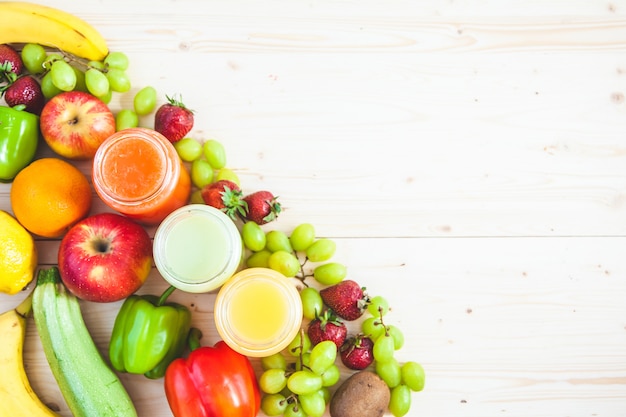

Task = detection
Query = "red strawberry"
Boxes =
[241,190,281,225]
[319,279,370,321]
[3,75,45,115]
[200,179,246,220]
[0,44,23,84]
[154,94,194,143]
[307,309,347,350]
[340,334,374,370]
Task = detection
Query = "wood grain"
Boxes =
[2,1,626,416]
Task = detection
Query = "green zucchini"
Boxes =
[32,267,137,417]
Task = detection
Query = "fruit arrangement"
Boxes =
[0,2,426,417]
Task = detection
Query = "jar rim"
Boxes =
[214,267,303,357]
[153,204,243,293]
[93,127,178,206]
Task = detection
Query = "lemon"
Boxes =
[0,210,37,295]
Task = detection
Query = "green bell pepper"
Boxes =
[0,105,39,182]
[109,286,192,379]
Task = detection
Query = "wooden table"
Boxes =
[1,1,626,416]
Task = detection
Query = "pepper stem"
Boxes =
[187,327,203,351]
[157,285,177,306]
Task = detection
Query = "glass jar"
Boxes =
[92,127,191,225]
[153,204,243,293]
[214,267,303,357]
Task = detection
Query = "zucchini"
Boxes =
[32,267,137,417]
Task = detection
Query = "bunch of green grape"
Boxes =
[241,222,347,287]
[172,137,241,195]
[20,43,131,102]
[258,336,340,417]
[361,296,425,417]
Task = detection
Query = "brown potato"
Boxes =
[329,371,391,417]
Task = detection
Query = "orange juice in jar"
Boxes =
[92,127,191,225]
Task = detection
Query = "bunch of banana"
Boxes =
[0,1,108,61]
[0,293,62,417]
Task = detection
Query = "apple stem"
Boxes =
[157,285,177,306]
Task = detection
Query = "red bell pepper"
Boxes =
[164,329,261,417]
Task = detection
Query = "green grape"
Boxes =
[313,262,347,286]
[189,189,204,204]
[287,370,322,395]
[319,386,331,403]
[308,340,337,375]
[261,352,288,371]
[104,51,129,70]
[260,393,288,416]
[300,287,323,320]
[320,363,340,387]
[388,325,405,350]
[203,139,226,170]
[85,68,110,97]
[268,250,300,278]
[295,352,310,370]
[287,331,311,357]
[284,402,307,417]
[289,223,315,251]
[21,43,47,74]
[42,53,63,71]
[373,334,395,363]
[72,66,88,92]
[265,230,292,253]
[215,168,240,186]
[367,295,389,317]
[306,238,336,262]
[115,109,138,131]
[50,60,76,91]
[259,368,288,394]
[401,361,425,392]
[361,317,385,340]
[41,72,62,99]
[190,159,214,188]
[173,137,203,162]
[298,391,326,417]
[241,221,266,252]
[376,357,401,388]
[88,60,105,71]
[246,250,271,268]
[106,68,131,92]
[133,86,157,115]
[96,88,113,104]
[388,384,411,417]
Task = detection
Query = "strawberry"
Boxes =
[319,279,370,321]
[340,334,374,370]
[0,44,23,85]
[3,75,45,115]
[154,94,194,143]
[200,179,247,220]
[241,190,281,225]
[307,309,347,350]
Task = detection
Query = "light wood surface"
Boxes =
[2,1,626,416]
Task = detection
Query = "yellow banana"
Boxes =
[0,293,62,417]
[0,1,108,61]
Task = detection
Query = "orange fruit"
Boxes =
[10,158,92,238]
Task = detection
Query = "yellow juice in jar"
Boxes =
[229,279,289,342]
[215,268,303,357]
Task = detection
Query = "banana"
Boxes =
[0,293,62,417]
[32,267,138,417]
[0,1,108,61]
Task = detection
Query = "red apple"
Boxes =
[40,91,116,159]
[58,212,153,302]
